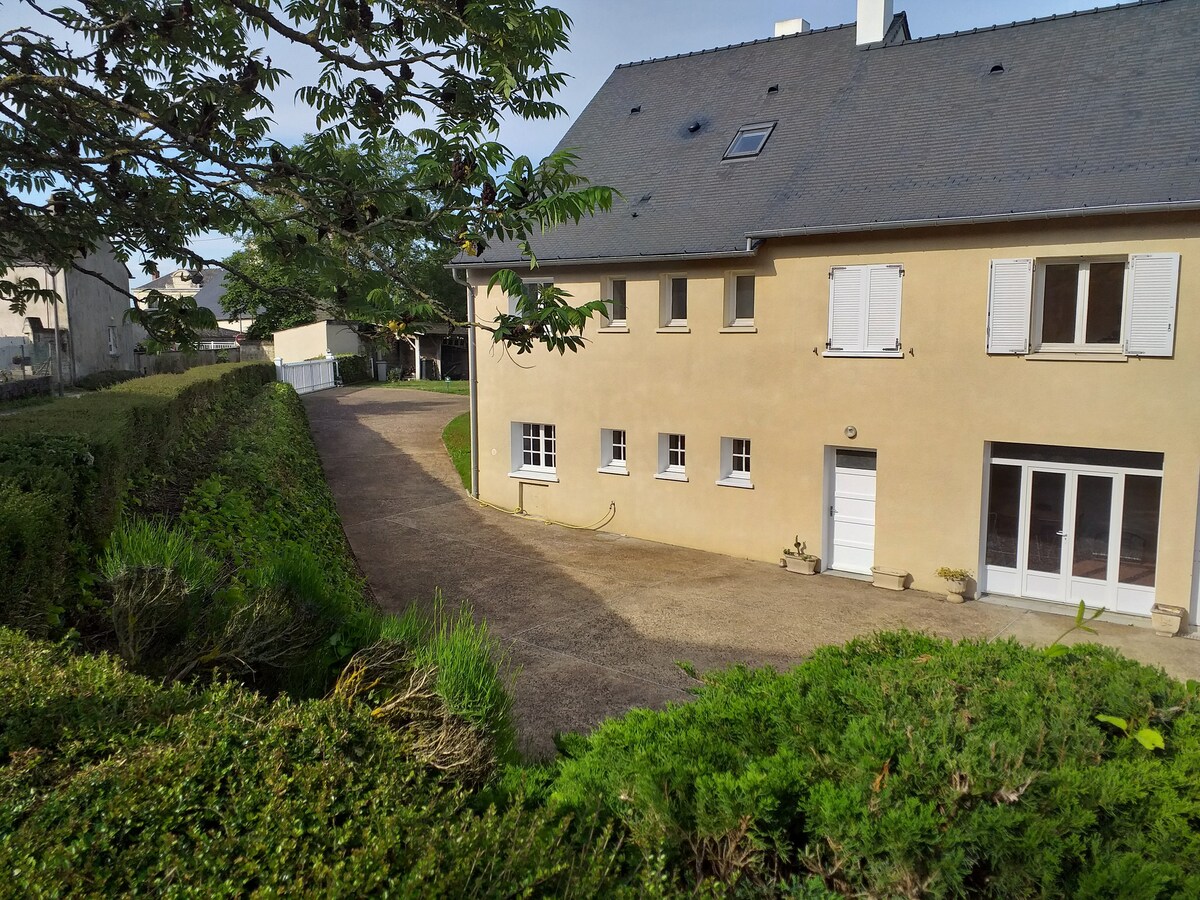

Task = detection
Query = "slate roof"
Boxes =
[135,268,230,318]
[469,0,1200,266]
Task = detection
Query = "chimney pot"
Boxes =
[857,0,893,45]
[774,17,811,37]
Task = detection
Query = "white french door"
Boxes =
[984,449,1161,616]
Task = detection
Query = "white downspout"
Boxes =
[450,267,479,499]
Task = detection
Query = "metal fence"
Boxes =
[1,336,52,381]
[274,356,339,395]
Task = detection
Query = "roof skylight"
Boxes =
[724,122,775,159]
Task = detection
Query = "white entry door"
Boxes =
[828,449,877,575]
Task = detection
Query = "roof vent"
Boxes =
[774,17,810,37]
[989,63,1005,74]
[767,84,780,94]
[856,0,893,46]
[630,105,641,115]
[687,121,702,133]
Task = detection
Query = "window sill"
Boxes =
[1025,351,1127,363]
[657,325,690,334]
[720,325,757,334]
[597,465,629,476]
[823,350,903,359]
[508,470,559,483]
[598,325,629,333]
[716,478,754,490]
[655,471,688,483]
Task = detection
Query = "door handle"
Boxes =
[1056,530,1068,537]
[829,506,836,516]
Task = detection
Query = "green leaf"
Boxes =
[1095,714,1129,732]
[1044,644,1069,659]
[1135,728,1165,751]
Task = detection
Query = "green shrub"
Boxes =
[0,481,68,635]
[0,629,653,898]
[75,369,141,391]
[551,633,1200,897]
[0,363,273,634]
[443,410,471,489]
[336,352,372,384]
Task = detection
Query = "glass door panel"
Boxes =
[1027,471,1066,574]
[1120,475,1161,587]
[1072,475,1113,580]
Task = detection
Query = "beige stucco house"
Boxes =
[133,268,255,334]
[0,242,138,382]
[459,1,1200,625]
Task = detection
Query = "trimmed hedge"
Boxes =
[74,369,141,391]
[0,363,273,634]
[550,632,1200,897]
[0,628,650,898]
[336,353,372,384]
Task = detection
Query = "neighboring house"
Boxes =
[458,0,1200,624]
[273,320,366,362]
[133,268,254,333]
[392,324,467,380]
[0,242,138,381]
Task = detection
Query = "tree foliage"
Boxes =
[0,0,613,349]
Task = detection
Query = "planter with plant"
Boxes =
[934,567,973,603]
[1151,603,1187,637]
[782,536,819,575]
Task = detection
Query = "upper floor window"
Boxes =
[987,254,1180,357]
[660,276,688,328]
[723,122,776,160]
[598,428,627,475]
[605,278,627,328]
[725,273,755,328]
[510,422,557,482]
[826,264,903,357]
[656,432,687,482]
[509,279,552,316]
[107,325,118,355]
[718,437,753,489]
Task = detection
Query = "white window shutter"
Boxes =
[828,267,865,351]
[865,265,903,352]
[986,259,1033,354]
[1125,253,1180,357]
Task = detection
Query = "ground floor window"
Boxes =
[656,433,687,481]
[510,422,557,481]
[983,443,1162,615]
[598,428,627,475]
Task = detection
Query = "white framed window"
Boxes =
[718,437,753,489]
[826,264,903,357]
[986,254,1180,357]
[509,422,558,482]
[723,122,776,160]
[508,278,553,316]
[656,433,687,482]
[659,276,688,328]
[603,278,628,329]
[107,325,118,355]
[724,272,755,328]
[598,428,628,475]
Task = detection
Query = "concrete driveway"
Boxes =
[306,386,1200,758]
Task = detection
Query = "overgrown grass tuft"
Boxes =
[383,379,469,395]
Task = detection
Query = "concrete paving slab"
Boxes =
[304,386,1200,757]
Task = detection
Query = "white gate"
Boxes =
[274,355,339,394]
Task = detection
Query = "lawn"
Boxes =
[442,411,470,490]
[380,379,469,395]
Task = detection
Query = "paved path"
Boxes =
[306,386,1200,758]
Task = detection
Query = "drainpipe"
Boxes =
[450,267,479,499]
[45,265,64,395]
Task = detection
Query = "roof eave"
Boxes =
[454,246,760,270]
[746,200,1200,240]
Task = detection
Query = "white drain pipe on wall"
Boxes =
[450,267,479,499]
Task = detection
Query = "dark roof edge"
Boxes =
[746,200,1200,240]
[454,247,759,270]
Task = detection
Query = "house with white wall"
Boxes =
[458,0,1200,628]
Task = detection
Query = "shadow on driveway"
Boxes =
[305,386,1200,758]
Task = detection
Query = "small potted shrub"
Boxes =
[783,536,819,575]
[934,567,973,603]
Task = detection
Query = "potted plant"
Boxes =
[782,536,819,575]
[934,567,973,603]
[1151,603,1187,637]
